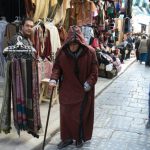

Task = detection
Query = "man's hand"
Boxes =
[84,81,91,92]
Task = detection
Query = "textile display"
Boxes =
[32,0,50,22]
[0,52,41,137]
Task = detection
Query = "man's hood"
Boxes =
[61,26,90,50]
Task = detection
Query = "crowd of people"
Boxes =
[134,34,150,66]
[115,33,150,67]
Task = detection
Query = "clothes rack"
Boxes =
[3,36,36,53]
[3,47,36,53]
[0,36,41,137]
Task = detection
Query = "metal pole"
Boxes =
[42,87,54,150]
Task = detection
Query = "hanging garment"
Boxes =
[53,0,71,25]
[31,60,41,135]
[50,0,58,6]
[0,61,12,133]
[0,19,8,77]
[58,27,68,45]
[70,0,97,26]
[0,33,41,137]
[3,24,17,48]
[32,0,50,22]
[24,0,35,17]
[0,56,41,137]
[33,25,52,59]
[80,26,94,45]
[126,0,132,18]
[124,18,132,33]
[63,8,73,31]
[95,1,105,26]
[12,58,27,132]
[106,2,115,18]
[45,22,61,59]
[0,20,8,51]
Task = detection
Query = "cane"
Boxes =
[148,84,150,121]
[146,84,150,129]
[42,87,54,150]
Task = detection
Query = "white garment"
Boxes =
[106,63,113,71]
[45,22,61,59]
[0,20,8,51]
[81,26,94,45]
[0,20,8,77]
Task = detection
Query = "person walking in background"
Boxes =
[138,35,148,64]
[146,35,150,67]
[135,35,141,61]
[125,33,133,59]
[49,26,98,149]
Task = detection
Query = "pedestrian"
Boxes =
[125,33,133,59]
[146,35,150,67]
[8,17,34,46]
[135,35,141,61]
[138,35,148,64]
[49,26,98,149]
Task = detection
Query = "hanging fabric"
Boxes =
[44,21,61,60]
[0,18,8,77]
[0,42,41,137]
[70,0,97,26]
[32,21,52,59]
[53,0,71,25]
[32,0,50,22]
[24,0,35,18]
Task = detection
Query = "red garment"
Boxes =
[58,27,68,45]
[51,26,98,141]
[24,0,35,17]
[33,27,52,59]
[91,38,100,49]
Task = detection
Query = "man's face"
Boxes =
[69,42,79,52]
[22,20,34,37]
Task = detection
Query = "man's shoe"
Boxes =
[57,139,73,149]
[76,140,83,148]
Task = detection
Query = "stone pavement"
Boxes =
[0,58,137,150]
[44,61,150,150]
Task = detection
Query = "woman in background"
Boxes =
[138,35,147,64]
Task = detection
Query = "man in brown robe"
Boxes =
[49,26,98,149]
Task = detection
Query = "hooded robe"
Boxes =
[51,26,98,141]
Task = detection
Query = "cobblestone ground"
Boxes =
[45,62,150,150]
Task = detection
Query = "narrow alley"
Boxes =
[45,62,150,150]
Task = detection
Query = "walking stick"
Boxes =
[79,93,88,142]
[42,87,54,150]
[146,84,150,129]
